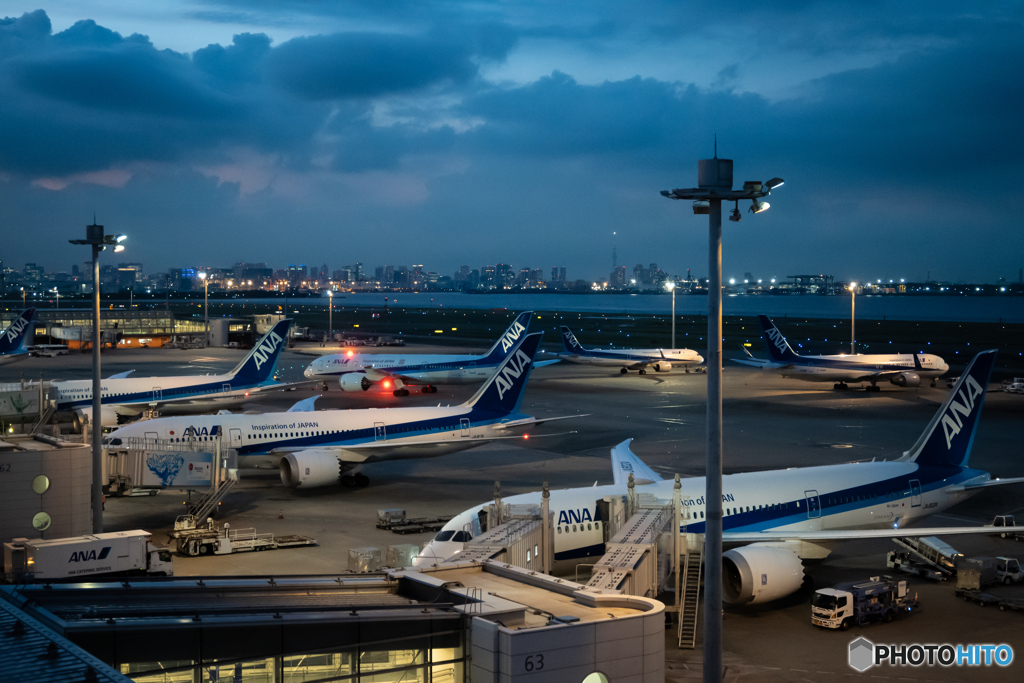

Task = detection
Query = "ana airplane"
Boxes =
[733,315,948,390]
[56,319,293,431]
[555,326,703,374]
[303,311,556,396]
[417,350,1019,606]
[107,332,579,489]
[0,309,35,367]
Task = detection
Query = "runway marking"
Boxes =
[657,418,690,425]
[654,404,701,409]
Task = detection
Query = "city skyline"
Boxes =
[1,3,1023,282]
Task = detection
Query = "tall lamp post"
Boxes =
[328,290,334,344]
[198,272,209,347]
[662,156,782,683]
[849,283,857,355]
[69,222,126,534]
[665,281,676,349]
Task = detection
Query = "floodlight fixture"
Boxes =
[749,199,769,213]
[765,177,785,190]
[113,245,125,252]
[729,202,742,222]
[693,200,710,215]
[198,272,207,280]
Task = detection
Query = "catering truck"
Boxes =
[3,531,172,581]
[811,576,919,630]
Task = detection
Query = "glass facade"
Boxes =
[119,632,466,683]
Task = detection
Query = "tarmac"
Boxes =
[5,340,1024,681]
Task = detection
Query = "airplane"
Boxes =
[0,309,36,367]
[554,326,703,374]
[55,319,294,431]
[416,350,1021,606]
[303,311,556,396]
[106,332,580,489]
[732,315,949,390]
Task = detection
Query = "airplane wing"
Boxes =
[532,359,561,368]
[723,525,1005,543]
[491,414,588,430]
[611,438,663,486]
[269,432,571,461]
[944,477,1024,492]
[108,370,135,379]
[730,357,779,368]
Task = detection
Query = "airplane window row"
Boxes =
[556,521,603,534]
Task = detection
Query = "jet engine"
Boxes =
[652,361,672,372]
[722,544,805,604]
[890,372,921,387]
[339,373,373,392]
[72,405,122,433]
[280,450,343,488]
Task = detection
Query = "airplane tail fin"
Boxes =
[758,315,801,362]
[227,319,292,384]
[479,311,533,363]
[0,308,35,354]
[611,439,664,486]
[464,332,543,415]
[901,350,996,468]
[560,326,587,354]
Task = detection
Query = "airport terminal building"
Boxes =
[0,559,664,683]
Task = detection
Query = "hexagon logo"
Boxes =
[849,637,874,672]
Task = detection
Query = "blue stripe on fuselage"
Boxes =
[234,406,518,457]
[56,376,265,410]
[675,465,978,535]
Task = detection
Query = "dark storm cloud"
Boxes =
[268,32,479,100]
[0,10,511,178]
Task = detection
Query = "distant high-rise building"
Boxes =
[287,264,306,287]
[551,266,558,282]
[320,264,328,283]
[23,263,44,283]
[71,264,80,276]
[610,266,626,287]
[559,266,566,282]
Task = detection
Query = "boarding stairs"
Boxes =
[184,478,237,527]
[27,403,56,435]
[677,535,704,649]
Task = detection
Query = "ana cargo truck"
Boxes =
[812,576,920,630]
[3,531,172,581]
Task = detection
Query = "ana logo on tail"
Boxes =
[253,331,284,371]
[5,316,29,344]
[766,327,790,355]
[500,321,527,353]
[495,349,532,400]
[562,328,583,351]
[941,375,984,449]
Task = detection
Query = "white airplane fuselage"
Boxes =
[558,347,704,369]
[764,353,948,382]
[304,353,495,385]
[419,459,986,571]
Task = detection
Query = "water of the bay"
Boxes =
[214,292,1024,323]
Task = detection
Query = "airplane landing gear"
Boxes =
[342,474,370,488]
[866,384,881,392]
[639,369,647,375]
[833,382,849,390]
[394,388,410,397]
[620,368,628,375]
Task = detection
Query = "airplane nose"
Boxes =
[303,366,313,378]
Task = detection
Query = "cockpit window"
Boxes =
[452,531,472,543]
[434,530,455,542]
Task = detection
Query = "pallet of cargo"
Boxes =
[375,508,451,533]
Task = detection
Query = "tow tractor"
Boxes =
[812,575,920,630]
[990,515,1024,541]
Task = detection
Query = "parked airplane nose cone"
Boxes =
[303,365,313,378]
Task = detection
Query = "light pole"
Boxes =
[69,222,126,534]
[328,290,334,344]
[53,288,59,310]
[663,155,782,683]
[849,282,857,355]
[198,272,209,347]
[665,281,676,349]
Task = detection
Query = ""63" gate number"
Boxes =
[524,654,545,672]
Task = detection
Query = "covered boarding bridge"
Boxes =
[0,558,664,683]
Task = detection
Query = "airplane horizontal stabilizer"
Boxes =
[287,395,320,412]
[945,476,1024,492]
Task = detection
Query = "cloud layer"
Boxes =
[1,5,1023,282]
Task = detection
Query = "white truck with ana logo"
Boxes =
[3,530,172,581]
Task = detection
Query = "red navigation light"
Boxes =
[523,434,529,440]
[382,380,392,389]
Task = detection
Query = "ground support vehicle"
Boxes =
[174,521,316,557]
[886,551,946,581]
[4,531,172,581]
[989,515,1024,541]
[955,589,1002,606]
[376,509,452,534]
[812,576,920,630]
[956,557,998,591]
